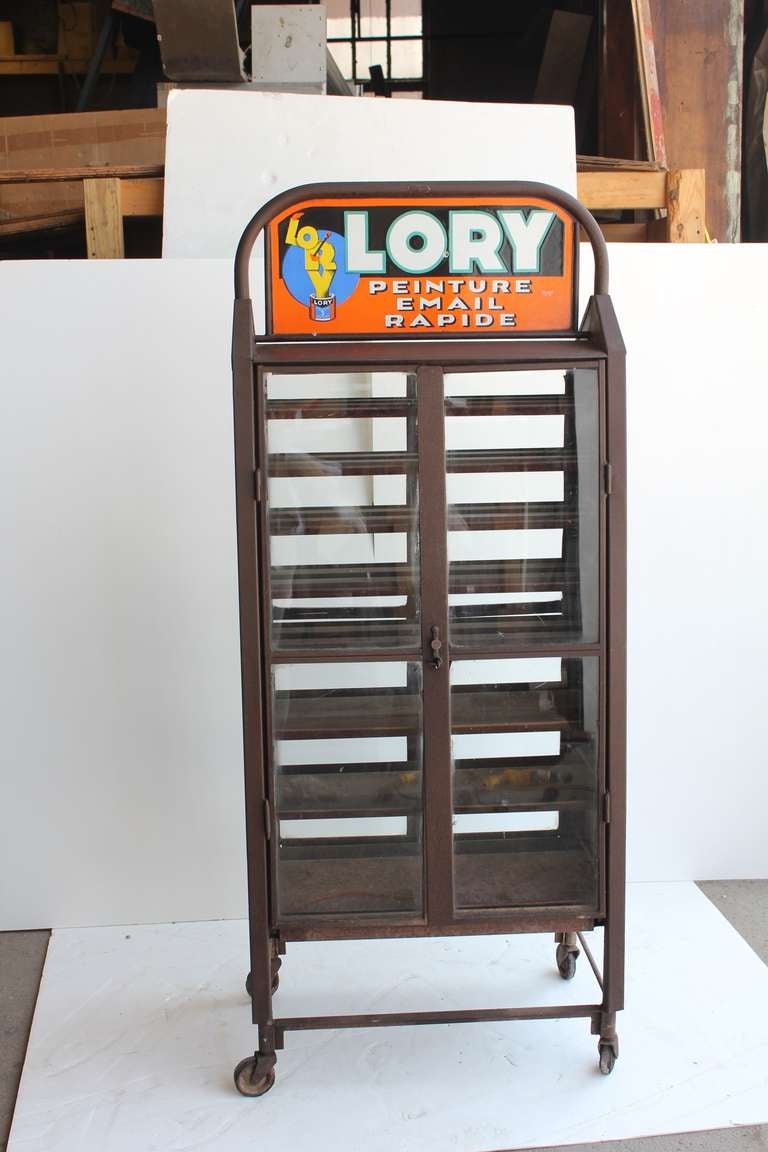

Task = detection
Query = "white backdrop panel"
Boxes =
[2,245,768,930]
[161,91,577,260]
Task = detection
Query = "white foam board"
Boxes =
[161,90,577,259]
[8,884,768,1151]
[2,246,768,931]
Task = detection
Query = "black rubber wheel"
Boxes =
[234,1056,276,1097]
[556,944,577,980]
[245,969,280,996]
[598,1044,616,1075]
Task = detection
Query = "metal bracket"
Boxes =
[602,792,612,824]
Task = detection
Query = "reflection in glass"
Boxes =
[273,660,424,918]
[265,372,419,652]
[451,656,599,910]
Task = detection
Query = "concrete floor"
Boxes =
[1,883,766,1152]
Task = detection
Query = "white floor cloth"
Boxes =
[9,882,768,1151]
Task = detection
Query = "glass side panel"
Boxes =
[273,660,424,918]
[444,368,600,646]
[451,656,599,910]
[265,372,419,652]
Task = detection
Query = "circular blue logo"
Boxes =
[282,229,359,308]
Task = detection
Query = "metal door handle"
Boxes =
[429,625,443,670]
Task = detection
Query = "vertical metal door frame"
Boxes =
[416,365,454,925]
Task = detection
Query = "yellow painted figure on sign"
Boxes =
[286,212,337,300]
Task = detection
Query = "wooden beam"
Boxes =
[0,164,163,185]
[577,169,667,209]
[83,177,124,258]
[630,0,667,165]
[0,53,136,76]
[666,168,706,242]
[0,209,83,237]
[119,177,164,216]
[649,0,743,241]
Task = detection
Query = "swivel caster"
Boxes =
[556,942,578,980]
[598,1040,618,1075]
[245,958,280,998]
[234,1054,276,1097]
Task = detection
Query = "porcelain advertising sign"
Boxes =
[266,194,578,338]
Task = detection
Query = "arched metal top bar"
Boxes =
[234,179,609,304]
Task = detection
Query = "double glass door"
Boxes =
[260,364,603,923]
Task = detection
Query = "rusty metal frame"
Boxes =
[231,181,625,1095]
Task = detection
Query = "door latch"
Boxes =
[429,625,443,670]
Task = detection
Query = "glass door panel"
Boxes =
[265,371,419,652]
[273,660,424,918]
[444,368,600,646]
[451,656,599,910]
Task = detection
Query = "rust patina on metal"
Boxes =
[230,181,626,1096]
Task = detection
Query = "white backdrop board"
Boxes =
[161,91,578,260]
[2,245,768,931]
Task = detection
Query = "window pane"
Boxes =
[451,656,600,911]
[265,372,420,652]
[445,368,600,647]
[391,38,422,79]
[274,660,424,917]
[328,40,353,79]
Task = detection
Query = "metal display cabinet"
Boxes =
[231,181,626,1096]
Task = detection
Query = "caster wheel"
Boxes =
[598,1044,616,1075]
[234,1056,276,1097]
[245,968,280,997]
[556,944,578,980]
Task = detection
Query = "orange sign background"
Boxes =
[267,195,577,339]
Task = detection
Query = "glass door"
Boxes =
[444,368,603,913]
[262,371,425,920]
[261,363,603,926]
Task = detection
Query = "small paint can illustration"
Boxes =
[310,295,336,322]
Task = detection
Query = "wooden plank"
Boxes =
[0,164,163,185]
[630,0,667,165]
[0,108,165,221]
[650,0,743,241]
[83,177,124,259]
[666,168,706,242]
[578,155,663,172]
[600,0,639,158]
[577,169,667,209]
[598,223,651,242]
[0,54,136,76]
[119,176,164,216]
[0,209,83,237]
